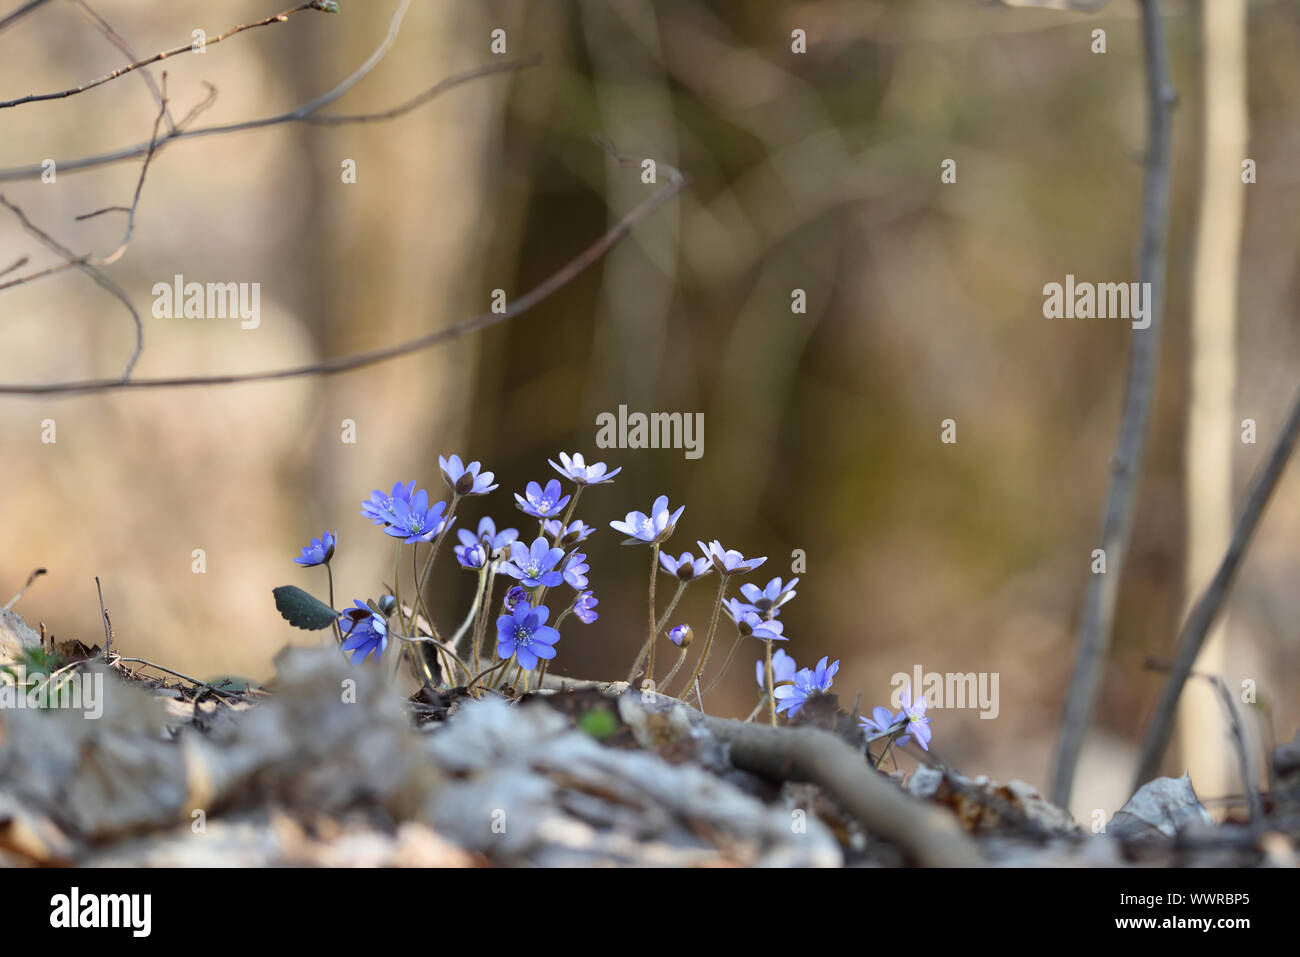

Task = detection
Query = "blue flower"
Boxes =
[725,599,786,641]
[361,480,417,526]
[514,479,571,519]
[698,540,766,576]
[503,586,529,612]
[755,648,798,690]
[543,519,595,546]
[857,683,932,751]
[574,590,599,624]
[294,531,336,567]
[659,551,712,582]
[774,656,839,717]
[610,495,684,544]
[669,624,693,648]
[739,577,798,617]
[439,454,498,496]
[496,602,561,670]
[340,600,388,664]
[549,452,622,486]
[383,490,451,544]
[454,541,487,569]
[500,537,566,588]
[563,552,590,589]
[458,517,518,557]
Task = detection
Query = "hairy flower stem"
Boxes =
[453,564,488,657]
[645,542,661,684]
[703,632,745,695]
[553,484,584,543]
[765,640,777,727]
[475,562,501,663]
[416,494,460,628]
[675,574,730,697]
[874,734,898,770]
[466,657,510,696]
[660,649,688,689]
[325,565,342,646]
[744,695,767,723]
[627,580,687,684]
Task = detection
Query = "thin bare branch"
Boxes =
[0,0,51,36]
[72,0,175,132]
[0,170,689,397]
[0,1,329,111]
[1134,385,1300,789]
[1051,0,1176,808]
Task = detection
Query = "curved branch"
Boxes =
[1051,0,1176,808]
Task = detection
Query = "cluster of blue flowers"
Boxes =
[282,451,933,752]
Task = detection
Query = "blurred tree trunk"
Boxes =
[1179,0,1247,804]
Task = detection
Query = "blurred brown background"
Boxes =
[1,0,1298,821]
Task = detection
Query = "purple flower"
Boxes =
[858,683,932,751]
[439,454,498,496]
[774,656,839,717]
[360,480,417,526]
[503,586,529,612]
[755,648,798,691]
[458,517,518,557]
[739,577,798,617]
[549,452,622,486]
[725,599,786,641]
[610,495,684,544]
[496,602,561,671]
[563,552,590,589]
[659,551,712,582]
[340,600,388,664]
[294,531,336,567]
[454,541,487,569]
[574,590,599,624]
[543,519,595,546]
[500,537,566,588]
[698,540,766,576]
[669,624,693,648]
[514,479,571,519]
[383,490,451,544]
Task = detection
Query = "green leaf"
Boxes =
[272,585,340,631]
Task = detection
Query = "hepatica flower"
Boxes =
[361,480,417,526]
[503,586,528,612]
[384,490,450,544]
[544,519,595,546]
[563,552,590,589]
[610,495,684,544]
[755,648,797,691]
[659,551,712,582]
[774,656,839,717]
[858,683,932,751]
[669,624,693,648]
[501,537,566,588]
[549,452,622,486]
[294,531,336,567]
[439,454,498,496]
[740,577,798,617]
[698,540,766,576]
[454,541,486,569]
[515,479,570,519]
[726,599,786,641]
[574,590,599,624]
[496,602,560,670]
[340,600,388,663]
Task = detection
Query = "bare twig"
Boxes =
[0,169,689,396]
[0,194,144,379]
[3,567,46,609]
[93,576,114,655]
[1134,385,1300,788]
[72,0,175,132]
[0,2,329,111]
[1051,0,1175,807]
[0,0,50,36]
[0,254,26,278]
